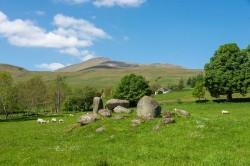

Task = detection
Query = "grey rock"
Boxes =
[98,109,112,117]
[105,99,129,110]
[78,114,99,125]
[93,97,103,114]
[131,118,144,126]
[153,125,160,130]
[162,118,175,124]
[175,109,190,116]
[136,96,161,119]
[96,127,105,132]
[162,112,175,118]
[113,106,131,114]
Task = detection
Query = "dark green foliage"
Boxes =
[192,82,205,101]
[112,73,151,106]
[187,74,204,88]
[63,86,100,112]
[204,43,250,101]
[62,96,78,112]
[178,78,185,90]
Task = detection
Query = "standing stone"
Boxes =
[105,99,129,110]
[136,96,161,119]
[93,97,103,114]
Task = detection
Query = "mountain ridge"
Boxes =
[56,57,186,72]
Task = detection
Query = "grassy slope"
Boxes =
[3,67,202,89]
[0,101,249,165]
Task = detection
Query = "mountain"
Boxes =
[56,57,186,72]
[0,58,202,89]
[0,64,28,75]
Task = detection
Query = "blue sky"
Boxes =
[0,0,250,71]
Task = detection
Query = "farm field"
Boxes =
[0,101,249,165]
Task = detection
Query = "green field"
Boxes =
[1,99,249,165]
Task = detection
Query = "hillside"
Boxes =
[0,58,203,89]
[0,64,28,76]
[56,57,186,72]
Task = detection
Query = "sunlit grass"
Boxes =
[0,101,249,165]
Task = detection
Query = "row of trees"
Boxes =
[0,73,99,119]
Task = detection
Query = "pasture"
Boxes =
[0,101,250,165]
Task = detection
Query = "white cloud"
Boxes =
[36,63,66,70]
[58,48,96,61]
[0,11,110,56]
[35,11,46,16]
[93,0,146,7]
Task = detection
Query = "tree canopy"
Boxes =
[204,43,250,101]
[112,73,151,106]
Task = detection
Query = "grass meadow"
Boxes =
[0,96,250,165]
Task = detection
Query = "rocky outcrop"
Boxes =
[136,96,161,119]
[105,99,129,110]
[93,97,103,114]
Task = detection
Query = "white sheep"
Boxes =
[37,118,44,124]
[52,118,57,122]
[222,110,229,114]
[37,118,47,124]
[59,119,64,123]
[69,114,74,117]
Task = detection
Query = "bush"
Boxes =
[112,73,151,106]
[63,86,100,112]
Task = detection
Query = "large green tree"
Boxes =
[204,43,250,101]
[0,72,17,119]
[112,73,151,106]
[17,76,48,116]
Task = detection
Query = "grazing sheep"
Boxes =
[222,110,229,114]
[69,114,74,117]
[52,118,57,122]
[37,118,48,124]
[37,118,44,124]
[59,119,64,123]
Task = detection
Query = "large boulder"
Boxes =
[93,97,103,114]
[113,106,131,114]
[78,114,100,126]
[136,96,161,119]
[98,109,112,117]
[105,99,129,110]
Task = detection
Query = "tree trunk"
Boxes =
[227,93,233,101]
[3,105,8,120]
